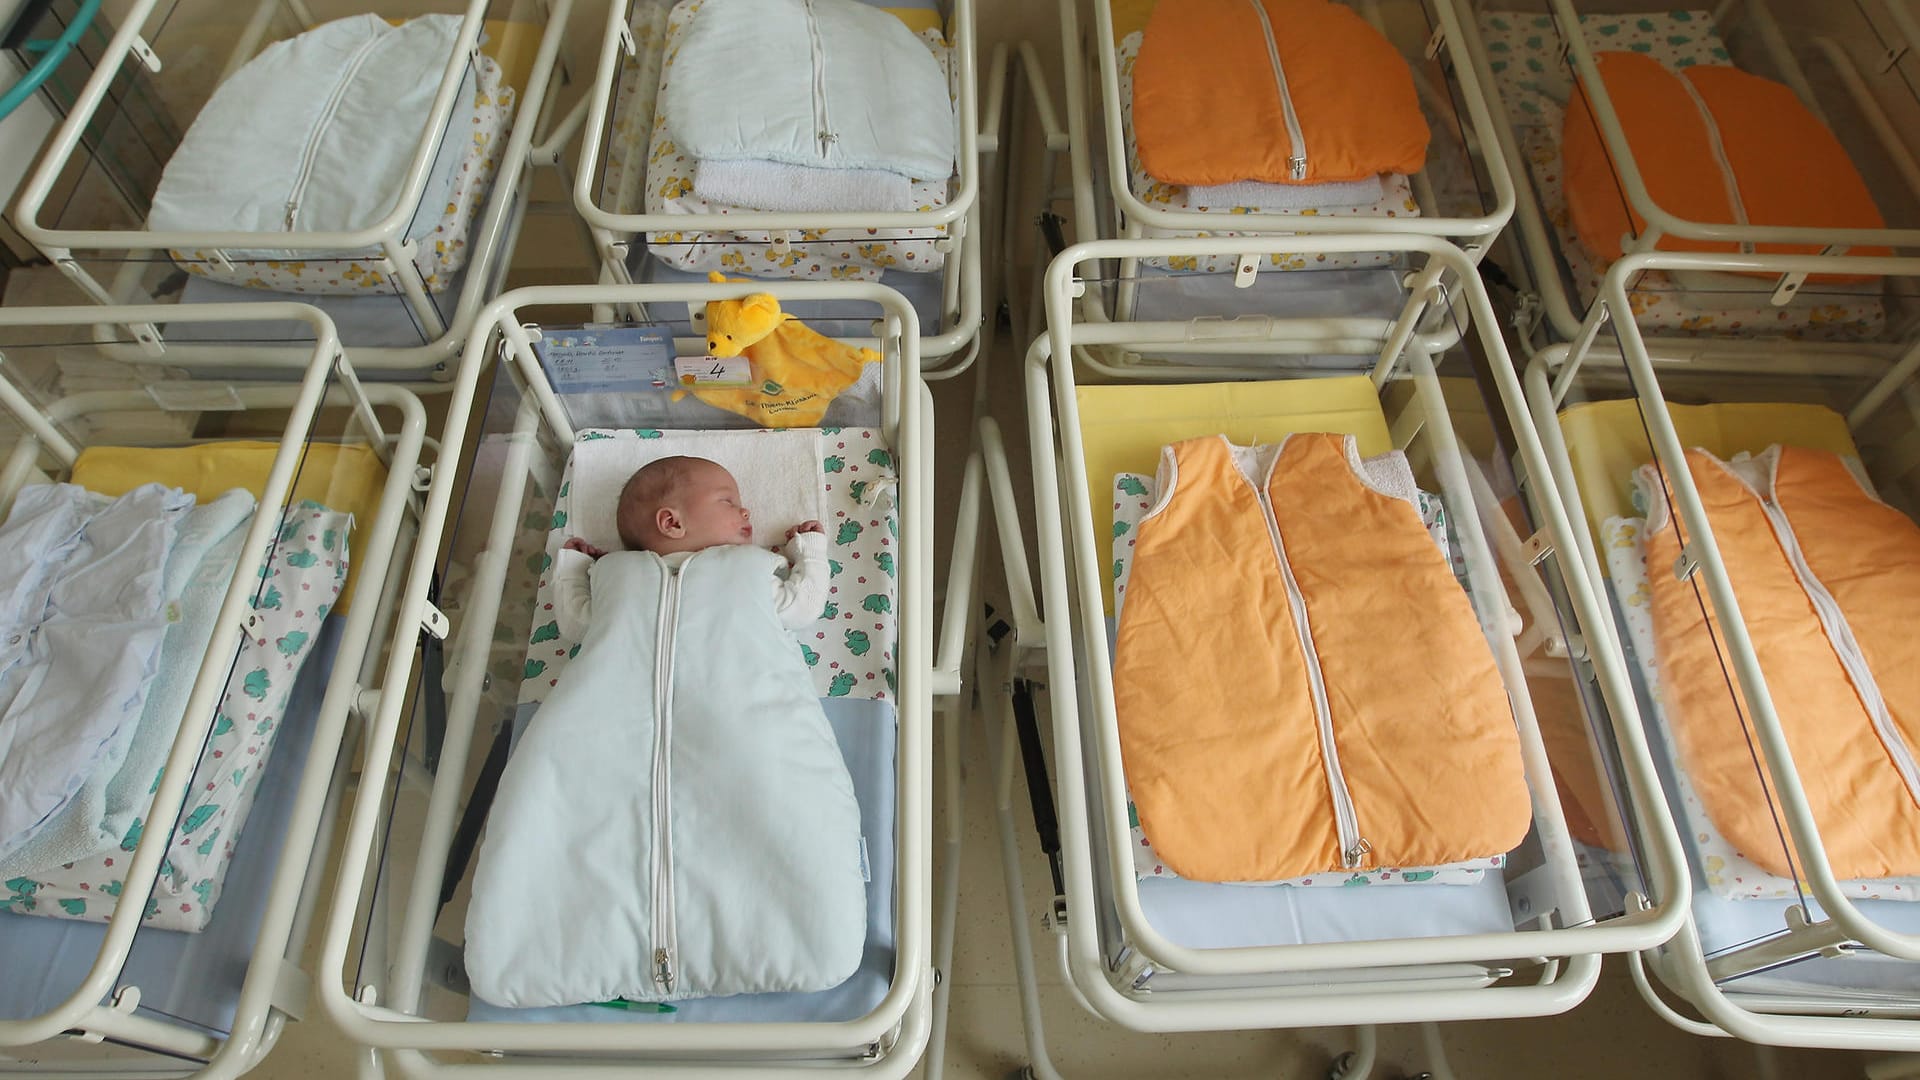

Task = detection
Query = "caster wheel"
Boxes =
[1328,1051,1357,1080]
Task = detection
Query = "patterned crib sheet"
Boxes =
[516,427,899,706]
[170,57,516,296]
[1478,10,1885,339]
[1604,515,1920,901]
[1116,32,1421,276]
[1109,472,1506,887]
[2,503,352,931]
[630,0,950,282]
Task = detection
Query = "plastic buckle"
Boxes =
[420,601,451,641]
[1234,252,1259,289]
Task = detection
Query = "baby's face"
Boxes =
[673,467,754,549]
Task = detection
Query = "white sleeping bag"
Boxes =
[465,544,865,1007]
[148,14,476,255]
[661,0,955,180]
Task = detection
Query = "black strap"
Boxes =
[439,720,515,907]
[417,571,448,773]
[1011,678,1065,897]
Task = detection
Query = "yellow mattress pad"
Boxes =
[1077,376,1390,614]
[1557,399,1859,548]
[71,441,390,612]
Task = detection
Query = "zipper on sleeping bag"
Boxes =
[803,0,836,157]
[285,28,387,231]
[650,558,685,994]
[1674,72,1753,253]
[1245,0,1308,181]
[1752,490,1920,803]
[1253,466,1369,868]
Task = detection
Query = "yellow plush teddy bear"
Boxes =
[673,271,882,428]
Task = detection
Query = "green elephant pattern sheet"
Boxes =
[2,503,351,931]
[1110,472,1505,887]
[1477,10,1885,339]
[517,427,899,706]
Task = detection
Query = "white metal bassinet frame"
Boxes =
[571,0,994,371]
[317,280,980,1078]
[1078,0,1518,248]
[0,302,429,1078]
[1455,0,1920,345]
[1030,0,1517,382]
[1524,248,1920,1052]
[9,0,575,376]
[984,234,1691,1053]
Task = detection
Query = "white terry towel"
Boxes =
[1182,174,1386,212]
[566,429,824,554]
[0,483,193,861]
[0,489,255,877]
[693,159,917,214]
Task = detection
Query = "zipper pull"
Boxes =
[1287,155,1307,182]
[653,947,675,992]
[284,200,299,230]
[1342,838,1372,869]
[818,130,837,152]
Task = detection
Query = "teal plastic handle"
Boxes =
[0,0,104,124]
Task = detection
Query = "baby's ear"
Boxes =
[656,506,686,538]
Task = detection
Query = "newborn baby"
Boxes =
[553,456,827,639]
[468,453,865,1006]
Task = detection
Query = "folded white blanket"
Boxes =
[0,483,192,861]
[693,159,916,214]
[0,489,254,878]
[662,0,955,180]
[566,429,823,554]
[1182,174,1386,212]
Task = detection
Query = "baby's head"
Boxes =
[615,456,753,555]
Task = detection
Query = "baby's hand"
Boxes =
[562,537,607,559]
[785,520,824,542]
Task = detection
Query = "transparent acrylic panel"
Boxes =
[24,0,548,349]
[1469,0,1920,338]
[1545,297,1920,996]
[347,300,906,1025]
[0,316,407,1046]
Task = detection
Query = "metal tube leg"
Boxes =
[987,645,1066,1080]
[926,696,966,1080]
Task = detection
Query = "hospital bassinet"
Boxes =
[977,234,1692,1074]
[1524,247,1920,1051]
[1461,0,1920,345]
[0,302,429,1075]
[8,0,571,376]
[1011,0,1517,388]
[1071,0,1510,299]
[316,280,976,1077]
[572,0,999,369]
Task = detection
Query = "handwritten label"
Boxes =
[531,325,676,395]
[673,355,753,388]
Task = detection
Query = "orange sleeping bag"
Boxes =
[1130,0,1429,187]
[1563,52,1888,278]
[1110,434,1531,882]
[1644,446,1920,880]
